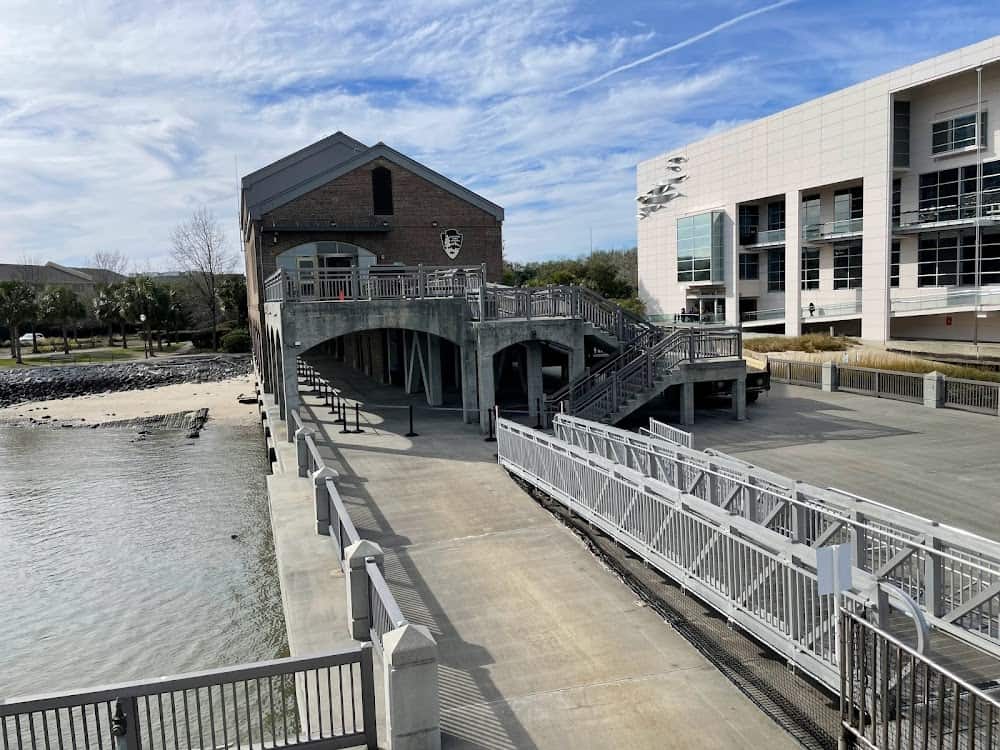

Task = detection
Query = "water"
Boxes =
[0,422,286,698]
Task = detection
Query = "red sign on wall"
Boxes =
[946,316,953,326]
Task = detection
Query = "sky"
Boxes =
[1,0,999,270]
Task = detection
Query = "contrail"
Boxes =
[563,0,797,95]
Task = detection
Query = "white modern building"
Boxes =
[638,36,1000,343]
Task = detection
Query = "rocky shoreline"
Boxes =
[0,355,251,408]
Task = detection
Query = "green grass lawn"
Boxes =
[0,342,186,368]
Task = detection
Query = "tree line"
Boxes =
[0,208,247,363]
[501,247,643,315]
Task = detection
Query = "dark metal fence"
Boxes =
[0,649,377,750]
[841,611,1000,749]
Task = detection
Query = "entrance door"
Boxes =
[317,255,353,298]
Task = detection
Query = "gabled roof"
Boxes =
[241,132,504,226]
[0,263,126,286]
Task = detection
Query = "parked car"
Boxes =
[18,333,45,344]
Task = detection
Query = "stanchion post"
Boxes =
[484,406,497,442]
[352,403,365,434]
[405,404,418,438]
[340,401,350,434]
[535,398,543,429]
[331,390,338,415]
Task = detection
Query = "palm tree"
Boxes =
[38,287,88,354]
[0,281,37,364]
[113,282,139,349]
[93,284,119,346]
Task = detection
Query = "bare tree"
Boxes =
[170,207,235,350]
[90,250,130,277]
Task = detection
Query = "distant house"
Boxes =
[0,262,127,302]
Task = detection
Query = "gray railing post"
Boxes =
[344,540,384,640]
[383,624,441,750]
[112,697,141,750]
[295,426,313,478]
[850,509,866,569]
[687,331,695,362]
[923,371,945,408]
[418,264,426,298]
[924,529,944,618]
[821,362,836,392]
[313,467,338,535]
[351,267,360,300]
[478,276,487,320]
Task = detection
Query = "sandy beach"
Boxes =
[0,375,260,426]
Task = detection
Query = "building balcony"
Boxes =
[801,217,863,242]
[801,300,862,320]
[739,227,785,248]
[741,307,785,324]
[894,193,1000,234]
[891,287,1000,316]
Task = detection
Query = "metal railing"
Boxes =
[742,307,786,323]
[645,417,692,448]
[265,265,482,303]
[945,377,1000,415]
[768,358,823,387]
[366,561,407,653]
[897,192,1000,229]
[546,327,741,423]
[498,416,856,689]
[841,610,1000,750]
[740,227,786,246]
[891,288,1000,315]
[802,300,862,319]
[837,366,925,404]
[548,413,1000,655]
[0,648,377,750]
[802,217,864,240]
[327,477,362,570]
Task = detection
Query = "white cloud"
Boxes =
[0,0,993,268]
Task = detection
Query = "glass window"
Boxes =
[738,205,759,245]
[739,253,759,280]
[834,187,863,221]
[918,161,1000,222]
[890,241,900,288]
[892,179,901,227]
[917,230,999,286]
[801,195,821,239]
[677,211,725,283]
[767,201,785,231]
[801,249,819,290]
[833,241,862,289]
[767,249,785,292]
[931,112,988,155]
[372,166,394,215]
[893,100,910,168]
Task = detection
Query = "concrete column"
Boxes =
[460,344,478,424]
[383,624,441,750]
[568,333,586,381]
[477,350,495,432]
[281,344,302,442]
[732,378,746,421]
[424,334,443,407]
[821,361,836,392]
[525,340,544,419]
[312,466,339,536]
[344,541,384,640]
[923,371,945,408]
[680,380,695,426]
[724,202,740,326]
[783,189,802,337]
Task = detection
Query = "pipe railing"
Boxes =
[366,561,407,654]
[0,648,378,750]
[550,413,1000,654]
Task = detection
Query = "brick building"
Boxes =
[241,132,504,369]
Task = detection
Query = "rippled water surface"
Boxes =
[0,423,285,697]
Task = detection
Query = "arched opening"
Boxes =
[371,166,393,215]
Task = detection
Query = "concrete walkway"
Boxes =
[279,358,799,750]
[689,383,1000,540]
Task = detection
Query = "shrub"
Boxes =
[220,328,251,353]
[172,328,218,348]
[744,334,852,354]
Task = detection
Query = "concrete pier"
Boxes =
[263,362,799,749]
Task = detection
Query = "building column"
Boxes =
[460,343,478,424]
[861,162,892,342]
[525,341,544,419]
[732,377,746,421]
[424,334,443,407]
[725,202,740,326]
[679,380,695,426]
[280,342,301,442]
[477,350,495,433]
[784,190,802,336]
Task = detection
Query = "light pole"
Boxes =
[139,313,149,358]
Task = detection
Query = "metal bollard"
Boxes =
[535,398,543,429]
[330,390,338,415]
[352,403,364,434]
[484,407,496,442]
[340,401,350,434]
[405,403,418,438]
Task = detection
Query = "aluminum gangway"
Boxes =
[549,413,1000,660]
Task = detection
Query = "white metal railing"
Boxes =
[548,413,1000,655]
[767,358,823,387]
[645,417,692,448]
[835,365,924,403]
[498,416,860,689]
[897,192,1000,229]
[740,227,786,246]
[891,287,1000,314]
[264,265,482,303]
[742,307,786,323]
[802,300,862,319]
